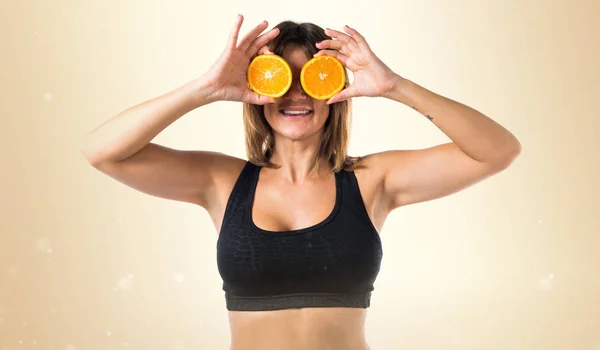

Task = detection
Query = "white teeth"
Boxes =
[282,110,311,115]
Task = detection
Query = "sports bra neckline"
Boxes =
[246,164,343,236]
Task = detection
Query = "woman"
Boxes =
[81,15,521,350]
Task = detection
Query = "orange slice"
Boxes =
[300,56,346,100]
[247,54,293,98]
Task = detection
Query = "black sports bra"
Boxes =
[216,161,383,311]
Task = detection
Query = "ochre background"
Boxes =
[1,0,599,349]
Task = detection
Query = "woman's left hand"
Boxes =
[315,25,403,104]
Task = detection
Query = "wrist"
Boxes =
[183,77,220,108]
[385,74,413,103]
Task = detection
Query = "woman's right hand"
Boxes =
[201,15,279,105]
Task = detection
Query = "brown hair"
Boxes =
[242,20,360,174]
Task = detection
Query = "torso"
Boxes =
[228,307,369,350]
[206,157,387,350]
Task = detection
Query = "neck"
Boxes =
[269,134,330,183]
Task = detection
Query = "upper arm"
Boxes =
[365,142,513,210]
[85,143,243,208]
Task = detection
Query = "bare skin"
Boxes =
[81,15,520,350]
[227,306,370,350]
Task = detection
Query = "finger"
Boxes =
[238,20,270,52]
[256,95,277,105]
[343,25,369,49]
[256,46,274,55]
[326,87,356,105]
[243,90,276,105]
[246,27,279,56]
[324,28,358,51]
[314,49,348,67]
[226,14,244,51]
[315,39,345,53]
[249,46,275,63]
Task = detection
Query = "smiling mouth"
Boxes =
[279,109,313,118]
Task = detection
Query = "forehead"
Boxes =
[281,45,310,68]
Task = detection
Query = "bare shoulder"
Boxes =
[352,152,391,178]
[210,153,248,188]
[200,151,247,178]
[349,153,393,232]
[198,152,249,231]
[351,150,398,192]
[195,151,247,211]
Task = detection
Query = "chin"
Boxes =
[274,128,316,142]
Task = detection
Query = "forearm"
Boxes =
[388,76,521,166]
[81,78,215,164]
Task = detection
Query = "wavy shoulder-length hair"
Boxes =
[242,20,360,174]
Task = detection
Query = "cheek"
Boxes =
[264,104,275,114]
[263,105,278,121]
[315,103,330,118]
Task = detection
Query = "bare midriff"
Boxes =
[227,307,369,350]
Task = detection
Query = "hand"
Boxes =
[315,25,403,104]
[201,15,279,105]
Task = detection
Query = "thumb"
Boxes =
[243,90,276,105]
[326,87,356,105]
[256,95,277,105]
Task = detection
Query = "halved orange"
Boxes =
[247,54,293,98]
[300,56,346,100]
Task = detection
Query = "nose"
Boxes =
[283,76,307,101]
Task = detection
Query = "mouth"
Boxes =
[278,108,313,119]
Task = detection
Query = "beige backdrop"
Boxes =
[1,0,599,349]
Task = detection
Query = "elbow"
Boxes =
[79,137,96,165]
[79,139,94,164]
[80,148,102,168]
[79,137,106,168]
[80,148,115,172]
[80,148,98,166]
[507,135,522,162]
[494,137,522,170]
